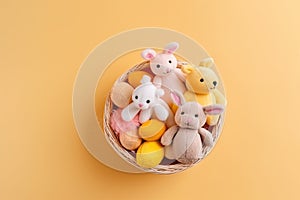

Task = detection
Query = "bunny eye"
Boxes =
[200,78,204,82]
[181,111,185,115]
[156,64,160,68]
[146,100,150,104]
[195,114,199,118]
[135,96,138,99]
[168,60,172,63]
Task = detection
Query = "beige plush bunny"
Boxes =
[161,90,224,164]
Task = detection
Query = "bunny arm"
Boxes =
[174,68,185,82]
[198,128,214,148]
[157,98,175,127]
[153,103,168,121]
[139,108,153,123]
[153,76,162,87]
[121,103,140,122]
[213,89,227,105]
[161,125,179,146]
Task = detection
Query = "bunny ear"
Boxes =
[203,104,224,115]
[141,49,156,60]
[140,75,151,84]
[163,42,179,54]
[170,90,185,106]
[199,57,214,68]
[181,65,195,74]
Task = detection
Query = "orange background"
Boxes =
[1,0,300,200]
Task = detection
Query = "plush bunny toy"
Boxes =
[121,75,174,126]
[161,90,224,164]
[141,42,186,104]
[181,58,226,125]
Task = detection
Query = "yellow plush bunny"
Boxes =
[181,58,226,125]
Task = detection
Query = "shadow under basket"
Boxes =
[103,61,225,174]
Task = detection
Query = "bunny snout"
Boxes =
[134,101,149,109]
[179,115,198,129]
[186,117,193,124]
[135,102,148,109]
[184,117,193,125]
[165,68,171,73]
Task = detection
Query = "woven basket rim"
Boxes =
[103,61,226,174]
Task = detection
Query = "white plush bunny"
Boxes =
[121,75,174,126]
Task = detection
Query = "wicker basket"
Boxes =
[103,61,225,174]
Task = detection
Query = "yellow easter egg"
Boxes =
[136,141,164,168]
[139,119,166,141]
[128,71,153,88]
[171,103,178,114]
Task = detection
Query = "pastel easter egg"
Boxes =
[128,71,153,88]
[111,82,134,108]
[136,141,164,168]
[139,119,166,141]
[119,130,142,151]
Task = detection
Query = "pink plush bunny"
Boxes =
[141,42,186,104]
[121,75,175,127]
[161,90,224,164]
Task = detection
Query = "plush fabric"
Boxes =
[110,82,134,108]
[110,109,140,136]
[119,132,142,151]
[110,108,141,150]
[141,42,186,104]
[121,75,175,127]
[138,119,166,141]
[136,141,164,168]
[181,58,226,125]
[161,91,224,164]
